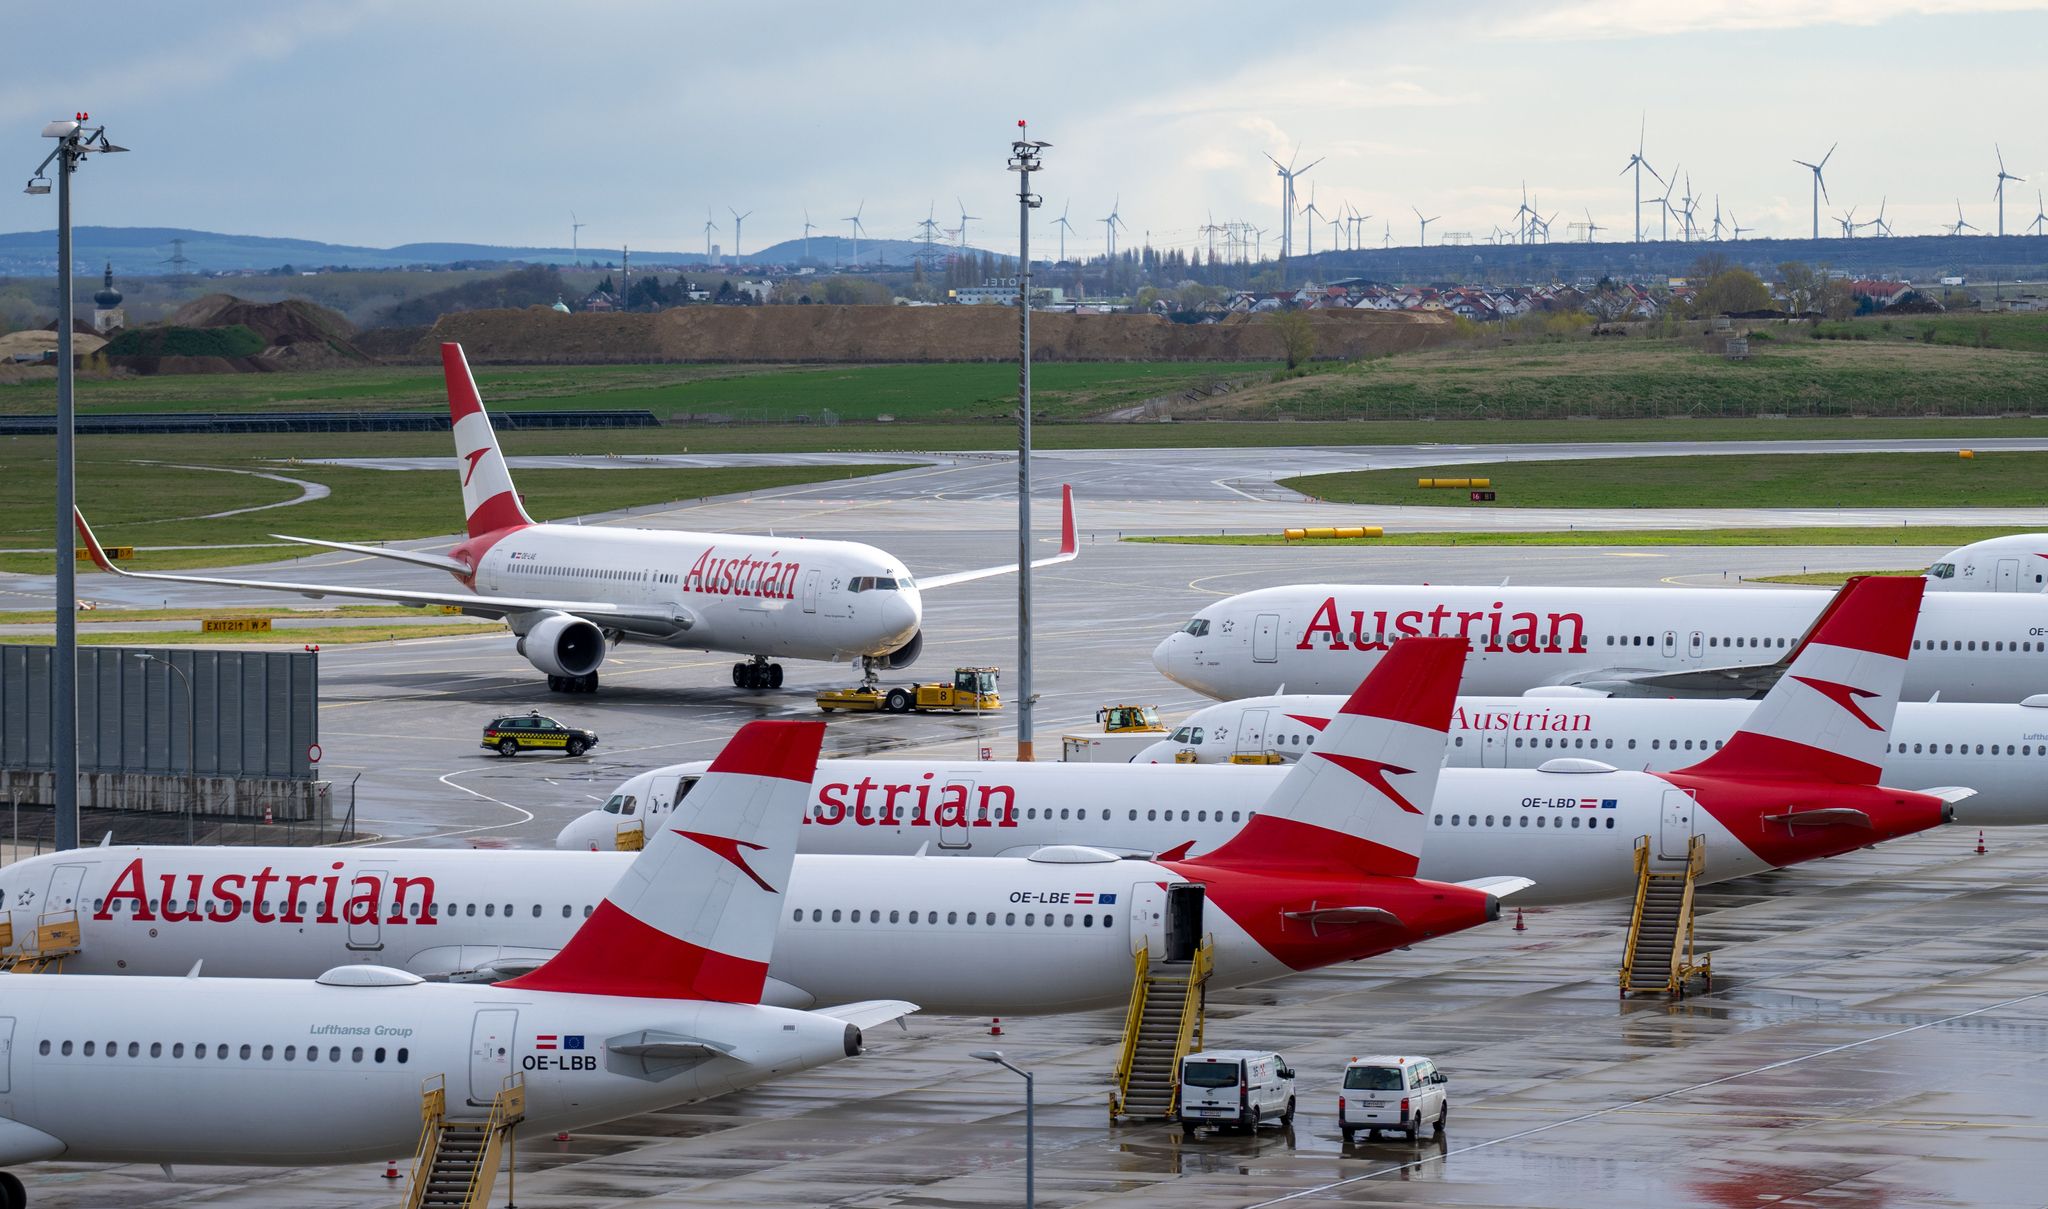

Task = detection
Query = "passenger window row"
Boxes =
[1912,638,2041,652]
[1434,813,1616,830]
[1888,741,2038,755]
[792,907,1115,928]
[1133,808,1246,823]
[93,897,598,920]
[509,563,650,583]
[40,1038,409,1064]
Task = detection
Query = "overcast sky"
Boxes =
[5,0,2046,256]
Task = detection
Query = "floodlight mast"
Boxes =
[1008,122,1046,761]
[26,113,125,853]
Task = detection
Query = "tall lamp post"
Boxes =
[970,1049,1034,1208]
[1008,123,1047,761]
[132,653,196,844]
[25,114,126,852]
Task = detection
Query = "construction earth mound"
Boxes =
[107,295,373,375]
[420,304,1454,364]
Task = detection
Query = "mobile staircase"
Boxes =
[1109,938,1212,1123]
[406,1073,525,1209]
[1619,835,1712,999]
[0,910,82,974]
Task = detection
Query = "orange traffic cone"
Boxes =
[1513,908,1526,932]
[382,1161,400,1180]
[1976,830,1987,855]
[262,806,274,825]
[988,1018,1003,1036]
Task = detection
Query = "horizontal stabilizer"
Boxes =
[1761,807,1872,827]
[1282,905,1403,928]
[815,999,920,1031]
[1455,875,1536,898]
[270,534,472,575]
[605,1029,730,1062]
[1918,786,1977,804]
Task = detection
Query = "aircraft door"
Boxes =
[1658,789,1697,861]
[670,775,701,820]
[1235,710,1270,758]
[1689,631,1704,658]
[939,780,973,849]
[468,1008,518,1105]
[1997,559,2019,592]
[1661,630,1677,658]
[801,570,821,613]
[1164,884,1206,962]
[0,1017,13,1094]
[36,863,87,941]
[1253,613,1280,663]
[1479,731,1506,768]
[346,867,386,952]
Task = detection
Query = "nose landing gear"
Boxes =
[733,657,783,691]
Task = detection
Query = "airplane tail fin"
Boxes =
[1197,636,1467,877]
[1678,574,1922,785]
[443,342,533,539]
[500,720,820,1002]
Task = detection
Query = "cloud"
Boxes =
[1495,0,2048,40]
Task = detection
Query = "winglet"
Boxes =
[501,720,822,1002]
[1057,484,1076,558]
[73,508,127,577]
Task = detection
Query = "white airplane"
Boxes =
[74,342,1076,694]
[1153,573,2048,702]
[1134,694,2048,826]
[548,581,1966,909]
[0,639,1515,1015]
[1926,534,2048,593]
[0,719,909,1206]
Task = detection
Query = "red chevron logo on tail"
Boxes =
[462,447,489,487]
[676,831,778,893]
[1314,752,1421,814]
[1790,675,1883,730]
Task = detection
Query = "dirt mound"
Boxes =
[430,304,1453,364]
[167,294,370,363]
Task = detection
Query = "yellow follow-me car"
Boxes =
[481,711,600,757]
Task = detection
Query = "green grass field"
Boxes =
[0,461,911,574]
[1812,311,2048,354]
[1126,527,1999,549]
[1747,569,1924,585]
[1282,452,2048,509]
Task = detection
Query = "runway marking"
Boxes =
[1602,551,1664,558]
[1244,984,2048,1206]
[352,768,536,847]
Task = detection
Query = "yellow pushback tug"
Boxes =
[817,667,1001,714]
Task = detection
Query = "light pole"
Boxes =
[25,113,126,852]
[1008,123,1047,761]
[970,1049,1033,1208]
[132,653,195,844]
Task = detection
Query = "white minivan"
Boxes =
[1338,1055,1448,1142]
[1178,1050,1296,1136]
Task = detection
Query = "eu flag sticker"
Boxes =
[562,1035,585,1051]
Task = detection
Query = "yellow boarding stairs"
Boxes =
[0,910,82,974]
[1109,938,1213,1123]
[614,820,645,852]
[1619,835,1712,999]
[406,1073,525,1209]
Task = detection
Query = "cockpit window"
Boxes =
[1172,726,1192,742]
[1182,619,1211,637]
[1191,727,1205,745]
[601,794,629,815]
[848,576,902,593]
[1928,563,1956,579]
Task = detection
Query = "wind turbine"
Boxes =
[1657,166,1680,240]
[1793,142,1836,240]
[842,200,867,265]
[1834,205,1858,239]
[1619,115,1666,243]
[1383,218,1391,249]
[702,208,719,261]
[1052,201,1075,262]
[1100,195,1127,259]
[1994,145,2024,237]
[1861,197,1891,238]
[801,207,818,263]
[956,197,980,252]
[1949,199,1979,236]
[1300,184,1325,257]
[1678,174,1699,241]
[2029,190,2048,237]
[1413,205,1439,246]
[1583,208,1604,242]
[728,207,752,259]
[1730,212,1752,240]
[1710,195,1724,241]
[1511,182,1537,245]
[570,211,586,258]
[1262,147,1322,261]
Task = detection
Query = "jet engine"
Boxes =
[883,628,923,670]
[517,612,607,678]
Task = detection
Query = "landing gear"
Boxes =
[857,655,885,692]
[732,658,783,691]
[0,1170,27,1209]
[546,673,599,694]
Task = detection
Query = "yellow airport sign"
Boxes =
[202,618,272,633]
[75,545,133,560]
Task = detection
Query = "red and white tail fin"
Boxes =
[443,342,533,539]
[1198,636,1467,877]
[1679,574,1922,785]
[501,720,820,1002]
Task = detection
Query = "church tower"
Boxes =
[91,262,125,333]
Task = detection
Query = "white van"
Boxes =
[1177,1050,1296,1135]
[1338,1055,1448,1142]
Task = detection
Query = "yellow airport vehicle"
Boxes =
[1097,704,1167,734]
[817,667,1001,715]
[481,711,599,757]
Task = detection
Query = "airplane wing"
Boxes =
[814,999,920,1031]
[915,484,1078,590]
[75,508,684,634]
[1455,875,1536,898]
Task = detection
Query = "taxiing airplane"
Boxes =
[1153,571,2048,702]
[75,342,1076,694]
[548,575,1960,901]
[0,720,908,1206]
[0,639,1513,1015]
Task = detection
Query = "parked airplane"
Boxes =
[74,342,1075,694]
[0,720,908,1207]
[1133,694,2048,826]
[550,575,1960,899]
[1153,573,2048,702]
[0,640,1513,1015]
[1926,534,2048,593]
